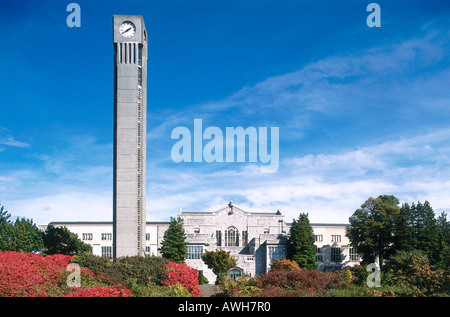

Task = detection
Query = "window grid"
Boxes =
[102,246,112,259]
[268,246,286,263]
[101,233,112,241]
[331,247,341,262]
[82,233,93,241]
[331,235,341,242]
[186,245,203,260]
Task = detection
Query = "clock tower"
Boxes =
[112,15,148,259]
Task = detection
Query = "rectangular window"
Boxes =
[216,230,222,246]
[138,66,142,86]
[138,45,142,66]
[186,245,203,260]
[331,235,341,242]
[315,235,323,242]
[349,248,359,261]
[146,233,150,241]
[331,247,341,262]
[82,233,93,241]
[101,233,112,241]
[268,246,286,263]
[102,246,112,259]
[124,43,127,63]
[315,247,323,262]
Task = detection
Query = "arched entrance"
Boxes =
[229,267,243,281]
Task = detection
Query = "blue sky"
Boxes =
[0,0,449,225]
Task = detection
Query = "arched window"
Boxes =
[225,226,239,247]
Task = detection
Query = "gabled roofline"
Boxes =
[179,201,283,216]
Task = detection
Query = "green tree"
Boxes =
[0,204,11,226]
[159,217,187,263]
[12,218,44,253]
[0,205,44,253]
[0,205,13,251]
[393,202,415,253]
[393,200,446,270]
[346,195,400,269]
[287,213,317,269]
[437,212,450,247]
[384,250,445,296]
[436,212,450,270]
[412,201,440,266]
[43,225,92,255]
[202,249,237,284]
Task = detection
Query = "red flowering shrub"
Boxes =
[255,269,344,297]
[162,262,201,297]
[0,251,131,297]
[0,251,72,296]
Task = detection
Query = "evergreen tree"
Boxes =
[287,213,317,269]
[0,205,44,253]
[0,205,11,226]
[412,201,440,266]
[12,218,44,253]
[159,217,187,263]
[0,205,13,251]
[393,203,415,252]
[436,212,450,270]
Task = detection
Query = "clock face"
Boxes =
[119,22,136,38]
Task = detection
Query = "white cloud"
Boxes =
[146,31,450,218]
[3,29,450,226]
[0,137,30,148]
[145,127,450,223]
[6,191,112,225]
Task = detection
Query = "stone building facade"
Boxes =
[179,201,288,281]
[43,202,360,283]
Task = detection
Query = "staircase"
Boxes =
[199,284,219,297]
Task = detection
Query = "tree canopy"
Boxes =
[346,195,400,268]
[347,195,449,270]
[0,205,44,253]
[43,224,92,255]
[202,249,237,284]
[1,204,91,255]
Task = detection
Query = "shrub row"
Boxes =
[220,269,344,297]
[0,251,131,297]
[0,251,201,297]
[72,252,200,297]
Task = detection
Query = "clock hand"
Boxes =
[124,27,132,33]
